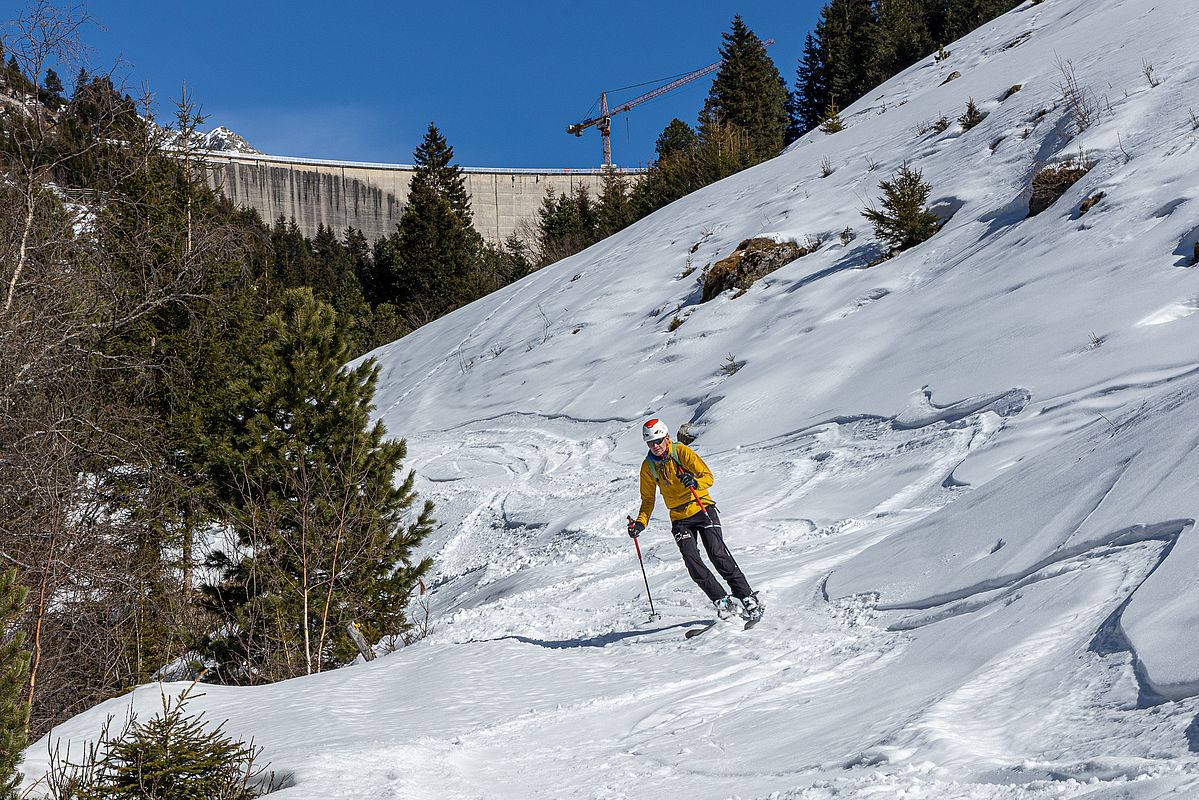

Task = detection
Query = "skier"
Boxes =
[627,417,762,623]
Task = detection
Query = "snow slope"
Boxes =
[22,0,1199,797]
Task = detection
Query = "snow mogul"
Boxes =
[627,417,762,623]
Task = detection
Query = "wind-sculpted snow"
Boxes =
[827,378,1199,701]
[25,0,1199,797]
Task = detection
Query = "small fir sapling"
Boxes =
[861,162,942,254]
[959,98,985,130]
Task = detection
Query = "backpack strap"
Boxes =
[646,442,685,486]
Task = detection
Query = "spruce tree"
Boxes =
[943,0,1021,44]
[701,15,789,162]
[72,66,88,98]
[42,67,63,97]
[654,119,697,162]
[821,0,881,110]
[410,122,471,224]
[203,288,434,682]
[536,189,584,266]
[872,0,934,82]
[596,170,634,238]
[789,32,828,139]
[393,181,482,321]
[0,568,29,800]
[96,688,268,799]
[862,162,941,253]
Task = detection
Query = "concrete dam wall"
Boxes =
[204,152,639,243]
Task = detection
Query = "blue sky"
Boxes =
[56,2,825,169]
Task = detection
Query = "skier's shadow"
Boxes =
[493,620,711,649]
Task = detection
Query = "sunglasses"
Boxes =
[646,437,667,446]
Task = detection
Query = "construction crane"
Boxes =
[567,40,774,168]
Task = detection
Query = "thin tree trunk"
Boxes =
[3,188,37,315]
[26,530,56,731]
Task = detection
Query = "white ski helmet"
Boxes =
[642,417,669,443]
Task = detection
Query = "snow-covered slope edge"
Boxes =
[24,0,1199,798]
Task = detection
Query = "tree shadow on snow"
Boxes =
[493,620,710,649]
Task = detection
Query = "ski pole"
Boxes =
[677,465,712,520]
[627,516,660,621]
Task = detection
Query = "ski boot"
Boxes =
[740,593,764,623]
[713,595,736,620]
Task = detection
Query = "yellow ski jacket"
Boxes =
[635,441,714,527]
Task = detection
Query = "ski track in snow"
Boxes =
[24,0,1199,797]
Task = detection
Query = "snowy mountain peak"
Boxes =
[195,125,260,154]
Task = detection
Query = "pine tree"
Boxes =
[42,67,63,97]
[654,119,697,162]
[72,66,88,98]
[410,122,471,224]
[821,0,881,110]
[701,15,790,162]
[792,31,829,136]
[872,0,934,82]
[393,181,483,321]
[861,162,941,253]
[536,189,584,266]
[96,687,269,800]
[0,569,29,800]
[596,170,633,238]
[943,0,1020,44]
[203,288,434,682]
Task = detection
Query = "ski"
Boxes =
[743,617,761,631]
[684,622,718,639]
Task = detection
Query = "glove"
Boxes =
[628,519,645,538]
[680,473,698,490]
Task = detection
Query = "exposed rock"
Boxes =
[941,71,962,85]
[1079,191,1105,216]
[702,238,809,302]
[1029,159,1093,216]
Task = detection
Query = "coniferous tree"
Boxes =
[701,15,789,162]
[393,182,482,322]
[654,119,698,162]
[381,124,484,321]
[536,189,584,266]
[71,66,88,98]
[410,122,471,224]
[822,0,881,110]
[862,162,941,253]
[792,30,830,135]
[872,0,934,82]
[942,0,1021,44]
[202,288,434,682]
[42,67,63,98]
[0,569,29,800]
[596,170,634,238]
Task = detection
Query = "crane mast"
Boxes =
[567,40,774,168]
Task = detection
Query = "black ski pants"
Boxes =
[671,506,753,602]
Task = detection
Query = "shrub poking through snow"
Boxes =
[701,238,815,301]
[933,116,951,133]
[43,684,280,799]
[1079,192,1105,216]
[959,98,985,130]
[1029,156,1094,216]
[820,102,845,134]
[862,162,942,255]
